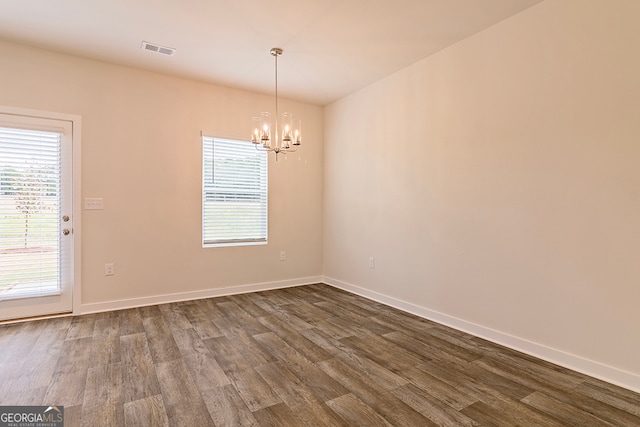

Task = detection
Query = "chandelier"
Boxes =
[251,48,301,160]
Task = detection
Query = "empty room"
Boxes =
[1,0,639,425]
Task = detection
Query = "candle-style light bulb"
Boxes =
[293,129,300,145]
[262,123,271,148]
[283,124,292,142]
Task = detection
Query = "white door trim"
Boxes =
[0,104,81,319]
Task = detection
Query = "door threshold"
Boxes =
[0,311,73,325]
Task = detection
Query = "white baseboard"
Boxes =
[78,274,639,393]
[323,276,640,394]
[80,276,323,315]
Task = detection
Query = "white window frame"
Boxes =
[202,136,268,247]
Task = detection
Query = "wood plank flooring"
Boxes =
[1,284,639,426]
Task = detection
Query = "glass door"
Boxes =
[0,113,74,321]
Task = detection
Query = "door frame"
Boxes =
[0,104,81,321]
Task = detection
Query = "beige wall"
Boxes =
[0,40,324,306]
[324,0,640,381]
[2,0,639,390]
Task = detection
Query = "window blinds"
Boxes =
[202,137,268,246]
[0,126,61,299]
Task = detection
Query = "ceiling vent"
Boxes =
[141,41,175,56]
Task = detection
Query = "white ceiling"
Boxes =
[0,0,542,106]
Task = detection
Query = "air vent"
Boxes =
[141,41,175,56]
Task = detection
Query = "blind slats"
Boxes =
[0,126,61,299]
[202,137,268,246]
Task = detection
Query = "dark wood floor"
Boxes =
[1,284,639,426]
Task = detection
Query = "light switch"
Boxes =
[84,198,104,210]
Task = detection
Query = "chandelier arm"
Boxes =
[255,143,284,154]
[280,144,298,152]
[255,144,277,154]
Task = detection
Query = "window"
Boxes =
[1,126,61,298]
[202,136,268,247]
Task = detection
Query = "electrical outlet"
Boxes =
[369,257,375,269]
[104,263,115,276]
[84,198,104,210]
[280,251,286,261]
